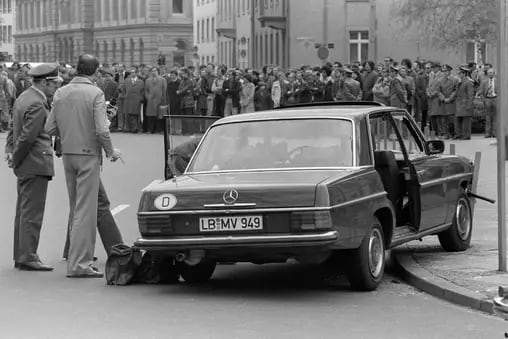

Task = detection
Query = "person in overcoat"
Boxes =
[166,70,181,134]
[124,70,145,133]
[4,64,59,271]
[436,65,458,139]
[240,74,255,113]
[454,66,475,140]
[415,63,431,130]
[361,61,378,101]
[388,66,407,109]
[100,69,119,130]
[145,67,167,134]
[343,68,362,101]
[477,68,498,138]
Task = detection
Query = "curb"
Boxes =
[392,245,494,315]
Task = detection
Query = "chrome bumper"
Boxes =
[135,230,338,249]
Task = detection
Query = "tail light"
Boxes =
[290,211,332,231]
[138,215,173,235]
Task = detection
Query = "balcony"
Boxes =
[216,20,236,39]
[257,0,287,30]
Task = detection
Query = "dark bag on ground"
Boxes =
[105,244,143,285]
[133,252,179,284]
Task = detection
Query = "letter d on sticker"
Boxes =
[154,194,177,210]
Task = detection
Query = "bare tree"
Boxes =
[393,0,497,50]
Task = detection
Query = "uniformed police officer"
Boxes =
[4,63,60,271]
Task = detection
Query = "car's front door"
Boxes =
[389,112,448,230]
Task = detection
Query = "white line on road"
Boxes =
[111,204,130,216]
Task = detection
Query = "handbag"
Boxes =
[105,244,143,285]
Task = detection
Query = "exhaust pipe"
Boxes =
[175,252,187,262]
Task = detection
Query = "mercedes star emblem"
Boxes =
[223,189,239,204]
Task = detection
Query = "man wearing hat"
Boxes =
[454,66,475,140]
[4,63,61,271]
[388,65,407,109]
[45,54,121,278]
[436,64,458,139]
[342,67,362,101]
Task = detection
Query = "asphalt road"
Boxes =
[0,132,507,339]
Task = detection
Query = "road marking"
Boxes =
[111,204,130,216]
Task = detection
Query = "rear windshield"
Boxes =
[188,118,354,172]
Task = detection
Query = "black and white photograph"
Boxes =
[2,0,508,338]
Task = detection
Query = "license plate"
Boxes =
[199,215,263,232]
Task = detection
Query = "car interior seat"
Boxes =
[374,150,402,211]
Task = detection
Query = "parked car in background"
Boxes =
[135,102,476,291]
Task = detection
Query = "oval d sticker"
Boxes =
[154,194,177,210]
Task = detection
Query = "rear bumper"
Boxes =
[134,230,338,251]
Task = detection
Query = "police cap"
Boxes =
[28,63,60,80]
[442,64,453,72]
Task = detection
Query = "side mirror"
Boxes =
[427,140,445,155]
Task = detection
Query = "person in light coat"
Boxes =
[144,67,167,133]
[240,75,255,113]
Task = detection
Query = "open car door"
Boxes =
[163,114,222,180]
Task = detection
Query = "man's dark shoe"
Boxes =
[17,261,54,271]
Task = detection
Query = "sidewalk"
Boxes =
[392,135,508,316]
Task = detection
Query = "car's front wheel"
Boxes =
[177,260,216,283]
[438,194,472,252]
[347,223,385,291]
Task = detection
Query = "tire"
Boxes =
[438,194,472,252]
[347,223,385,291]
[177,260,216,283]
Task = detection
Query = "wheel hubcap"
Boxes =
[368,228,384,278]
[456,198,471,240]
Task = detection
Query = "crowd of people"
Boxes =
[0,57,498,140]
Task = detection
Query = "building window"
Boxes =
[201,19,205,42]
[348,30,369,63]
[113,0,119,20]
[173,0,183,13]
[211,18,215,41]
[7,25,11,43]
[206,18,210,42]
[196,20,200,43]
[130,0,137,18]
[466,40,486,65]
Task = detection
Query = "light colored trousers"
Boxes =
[62,154,100,275]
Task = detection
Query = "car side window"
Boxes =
[369,113,425,160]
[391,114,425,160]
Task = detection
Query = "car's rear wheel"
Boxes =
[438,194,472,252]
[347,223,385,291]
[177,260,216,283]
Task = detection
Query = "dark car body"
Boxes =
[135,103,475,290]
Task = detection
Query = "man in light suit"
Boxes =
[4,64,60,271]
[45,54,121,278]
[477,68,498,138]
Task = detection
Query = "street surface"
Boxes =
[0,132,507,339]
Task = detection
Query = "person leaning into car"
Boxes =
[45,54,121,278]
[4,63,61,271]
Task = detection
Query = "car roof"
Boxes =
[213,105,397,125]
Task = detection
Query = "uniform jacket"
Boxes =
[437,76,458,116]
[343,78,362,101]
[45,76,115,157]
[389,77,407,109]
[145,76,167,117]
[124,77,145,115]
[427,72,443,116]
[7,86,54,178]
[455,77,475,117]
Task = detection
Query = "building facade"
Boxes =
[14,0,193,67]
[193,0,494,69]
[0,0,14,61]
[193,0,217,66]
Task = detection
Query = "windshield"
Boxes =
[187,119,354,172]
